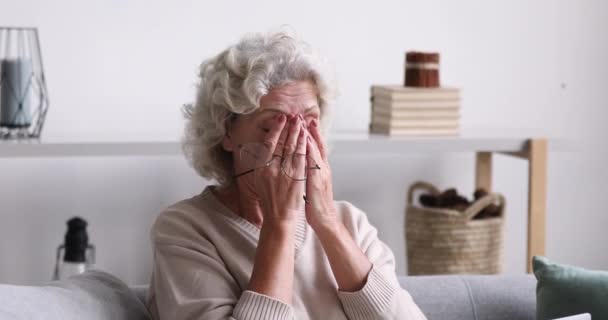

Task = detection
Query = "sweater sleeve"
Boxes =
[335,202,427,320]
[149,214,294,320]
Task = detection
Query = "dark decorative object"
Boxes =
[404,51,440,88]
[53,217,96,280]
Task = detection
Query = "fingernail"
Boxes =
[312,120,317,127]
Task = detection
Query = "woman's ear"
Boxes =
[222,116,236,152]
[222,133,234,152]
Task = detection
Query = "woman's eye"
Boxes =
[260,127,270,133]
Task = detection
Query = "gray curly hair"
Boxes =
[182,29,337,186]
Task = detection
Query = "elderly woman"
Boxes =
[147,30,427,320]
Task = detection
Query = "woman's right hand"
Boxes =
[245,113,306,304]
[255,114,307,227]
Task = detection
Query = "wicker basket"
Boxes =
[405,181,505,275]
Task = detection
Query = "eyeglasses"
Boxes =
[233,142,320,181]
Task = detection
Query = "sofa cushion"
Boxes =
[0,269,151,320]
[400,274,537,320]
[534,256,608,320]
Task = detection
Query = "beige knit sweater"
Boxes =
[147,186,427,320]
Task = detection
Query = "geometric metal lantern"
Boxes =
[0,27,50,139]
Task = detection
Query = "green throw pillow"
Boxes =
[533,256,608,320]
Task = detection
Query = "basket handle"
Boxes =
[463,193,505,221]
[407,181,441,205]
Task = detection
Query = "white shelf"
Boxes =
[0,129,573,158]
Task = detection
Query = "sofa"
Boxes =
[0,269,536,320]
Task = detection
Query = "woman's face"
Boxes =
[223,80,321,152]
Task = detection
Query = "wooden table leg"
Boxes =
[476,152,493,192]
[527,139,548,273]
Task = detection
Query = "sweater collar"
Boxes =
[198,186,308,255]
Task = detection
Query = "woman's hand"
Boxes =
[254,114,307,228]
[304,119,339,231]
[245,114,307,304]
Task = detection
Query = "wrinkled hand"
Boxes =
[254,114,307,227]
[304,119,338,230]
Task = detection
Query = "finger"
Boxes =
[274,118,289,157]
[309,119,327,160]
[306,136,322,171]
[263,113,287,153]
[295,126,307,155]
[283,116,301,156]
[293,127,307,171]
[305,139,314,195]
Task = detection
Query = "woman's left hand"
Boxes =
[304,119,375,294]
[304,119,339,231]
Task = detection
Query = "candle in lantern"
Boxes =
[1,58,33,128]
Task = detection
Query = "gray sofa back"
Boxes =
[132,274,537,320]
[400,274,537,320]
[1,270,536,320]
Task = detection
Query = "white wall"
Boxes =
[1,0,606,285]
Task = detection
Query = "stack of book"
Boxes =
[369,85,460,136]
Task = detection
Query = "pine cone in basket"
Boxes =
[437,188,469,209]
[418,187,501,219]
[419,194,437,207]
[474,188,488,200]
[418,187,470,210]
[473,188,501,219]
